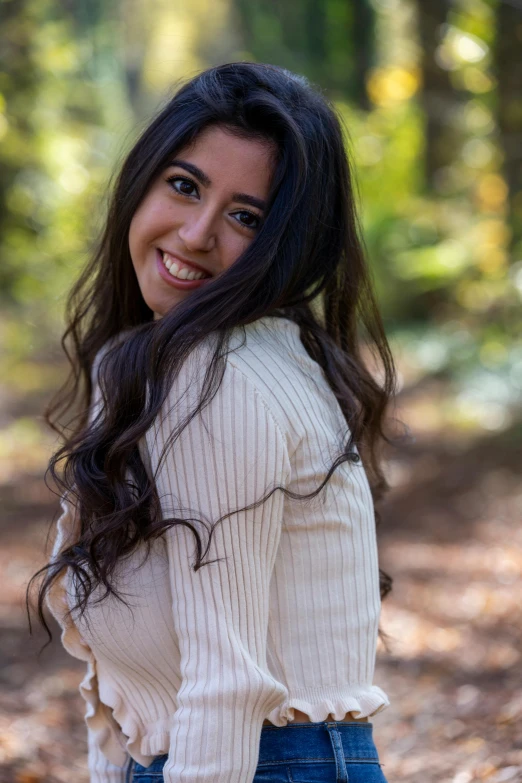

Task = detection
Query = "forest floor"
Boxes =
[1,365,521,783]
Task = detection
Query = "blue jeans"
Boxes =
[127,721,388,782]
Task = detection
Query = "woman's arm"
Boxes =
[145,359,291,783]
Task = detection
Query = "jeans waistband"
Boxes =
[127,721,381,782]
[257,721,378,764]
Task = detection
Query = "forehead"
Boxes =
[173,125,277,193]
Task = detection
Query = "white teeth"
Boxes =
[161,251,208,281]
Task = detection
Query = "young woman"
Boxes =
[29,62,397,783]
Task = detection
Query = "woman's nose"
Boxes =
[177,209,216,253]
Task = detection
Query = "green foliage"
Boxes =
[0,0,130,357]
[0,0,520,431]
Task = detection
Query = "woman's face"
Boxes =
[128,124,277,318]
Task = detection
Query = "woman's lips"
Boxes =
[155,249,213,290]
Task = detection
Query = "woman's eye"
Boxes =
[167,176,198,197]
[233,211,261,230]
[165,179,260,230]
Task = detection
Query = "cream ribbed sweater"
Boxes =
[46,315,390,783]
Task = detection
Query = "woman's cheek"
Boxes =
[225,234,252,269]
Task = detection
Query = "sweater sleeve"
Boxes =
[145,358,291,783]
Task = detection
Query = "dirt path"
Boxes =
[1,381,521,783]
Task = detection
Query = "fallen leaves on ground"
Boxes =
[1,381,521,783]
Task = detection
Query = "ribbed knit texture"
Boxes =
[46,315,390,783]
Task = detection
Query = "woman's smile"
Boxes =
[155,248,214,290]
[159,249,212,280]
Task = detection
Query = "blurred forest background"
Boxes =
[1,0,521,781]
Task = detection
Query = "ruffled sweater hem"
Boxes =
[265,685,390,726]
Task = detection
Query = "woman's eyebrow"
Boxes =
[169,159,211,187]
[168,158,266,211]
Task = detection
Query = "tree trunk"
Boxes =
[416,0,464,189]
[492,0,522,256]
[351,0,375,111]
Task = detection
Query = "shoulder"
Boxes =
[152,317,310,450]
[167,316,347,464]
[225,317,342,446]
[160,325,287,435]
[148,326,294,481]
[176,316,338,424]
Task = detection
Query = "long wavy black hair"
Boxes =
[27,61,399,651]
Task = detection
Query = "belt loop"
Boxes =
[325,722,348,783]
